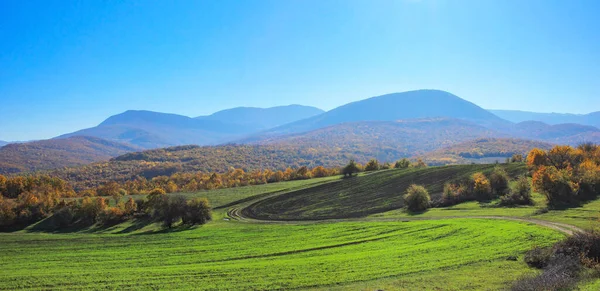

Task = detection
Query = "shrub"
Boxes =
[364,159,380,172]
[183,198,212,226]
[524,246,553,269]
[532,166,578,206]
[51,206,76,228]
[489,167,509,195]
[381,162,391,170]
[162,195,188,228]
[403,184,430,212]
[342,160,360,177]
[500,176,533,206]
[511,154,524,163]
[394,158,411,169]
[472,172,492,201]
[99,207,125,226]
[414,159,427,168]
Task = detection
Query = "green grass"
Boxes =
[243,164,527,220]
[0,218,563,290]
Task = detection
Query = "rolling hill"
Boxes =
[252,90,512,137]
[417,138,554,165]
[0,141,7,147]
[490,109,600,128]
[242,163,528,220]
[0,136,140,174]
[197,105,324,130]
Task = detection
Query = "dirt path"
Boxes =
[227,207,585,235]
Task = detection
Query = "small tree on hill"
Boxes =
[472,172,492,201]
[364,159,380,172]
[511,154,524,163]
[489,167,509,195]
[183,198,212,226]
[403,184,431,212]
[342,160,360,177]
[394,158,411,169]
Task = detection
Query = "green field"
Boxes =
[243,164,527,220]
[3,163,600,290]
[0,219,562,290]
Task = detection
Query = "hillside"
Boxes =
[242,163,527,220]
[417,138,554,165]
[0,136,140,174]
[253,90,512,137]
[0,141,7,147]
[490,109,600,128]
[60,110,258,149]
[513,121,600,144]
[197,105,324,130]
[250,118,502,158]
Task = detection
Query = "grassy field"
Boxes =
[0,218,562,290]
[243,164,527,220]
[5,163,600,290]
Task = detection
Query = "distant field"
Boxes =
[243,164,527,220]
[0,219,562,290]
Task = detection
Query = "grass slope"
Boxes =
[0,219,562,290]
[243,164,527,220]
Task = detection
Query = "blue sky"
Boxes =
[1,0,599,141]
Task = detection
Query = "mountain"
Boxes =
[254,90,512,138]
[0,136,140,174]
[512,121,600,145]
[59,110,260,149]
[417,138,554,165]
[490,109,600,128]
[49,118,499,190]
[247,118,502,160]
[0,141,7,147]
[197,105,324,131]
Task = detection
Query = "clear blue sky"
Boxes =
[1,0,599,141]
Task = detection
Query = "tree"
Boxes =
[162,195,188,228]
[489,167,509,195]
[472,172,492,201]
[403,184,430,212]
[146,188,168,218]
[532,165,578,205]
[364,159,380,172]
[311,166,329,178]
[511,154,524,163]
[124,198,137,215]
[97,181,120,197]
[527,148,548,170]
[183,198,212,225]
[415,159,427,168]
[500,176,533,206]
[394,158,411,169]
[342,160,360,177]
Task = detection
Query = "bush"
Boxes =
[489,167,509,195]
[524,246,553,269]
[342,160,360,177]
[532,166,578,206]
[472,172,492,201]
[500,176,533,206]
[364,159,380,172]
[381,162,391,170]
[183,198,212,226]
[394,158,411,169]
[403,184,430,212]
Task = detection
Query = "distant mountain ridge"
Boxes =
[252,90,512,138]
[490,109,600,128]
[197,105,324,130]
[0,141,7,147]
[0,136,140,174]
[59,105,324,149]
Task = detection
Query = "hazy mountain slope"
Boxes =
[512,121,600,144]
[0,141,7,147]
[60,110,258,149]
[490,109,600,128]
[255,90,512,137]
[249,118,502,161]
[417,138,554,165]
[0,136,140,174]
[197,105,324,130]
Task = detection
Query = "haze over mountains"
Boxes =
[490,109,600,128]
[2,89,600,175]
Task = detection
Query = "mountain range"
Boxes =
[1,89,599,175]
[490,109,600,128]
[0,141,7,147]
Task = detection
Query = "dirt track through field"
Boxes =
[227,207,585,236]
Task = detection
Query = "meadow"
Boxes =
[3,163,600,290]
[0,219,562,290]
